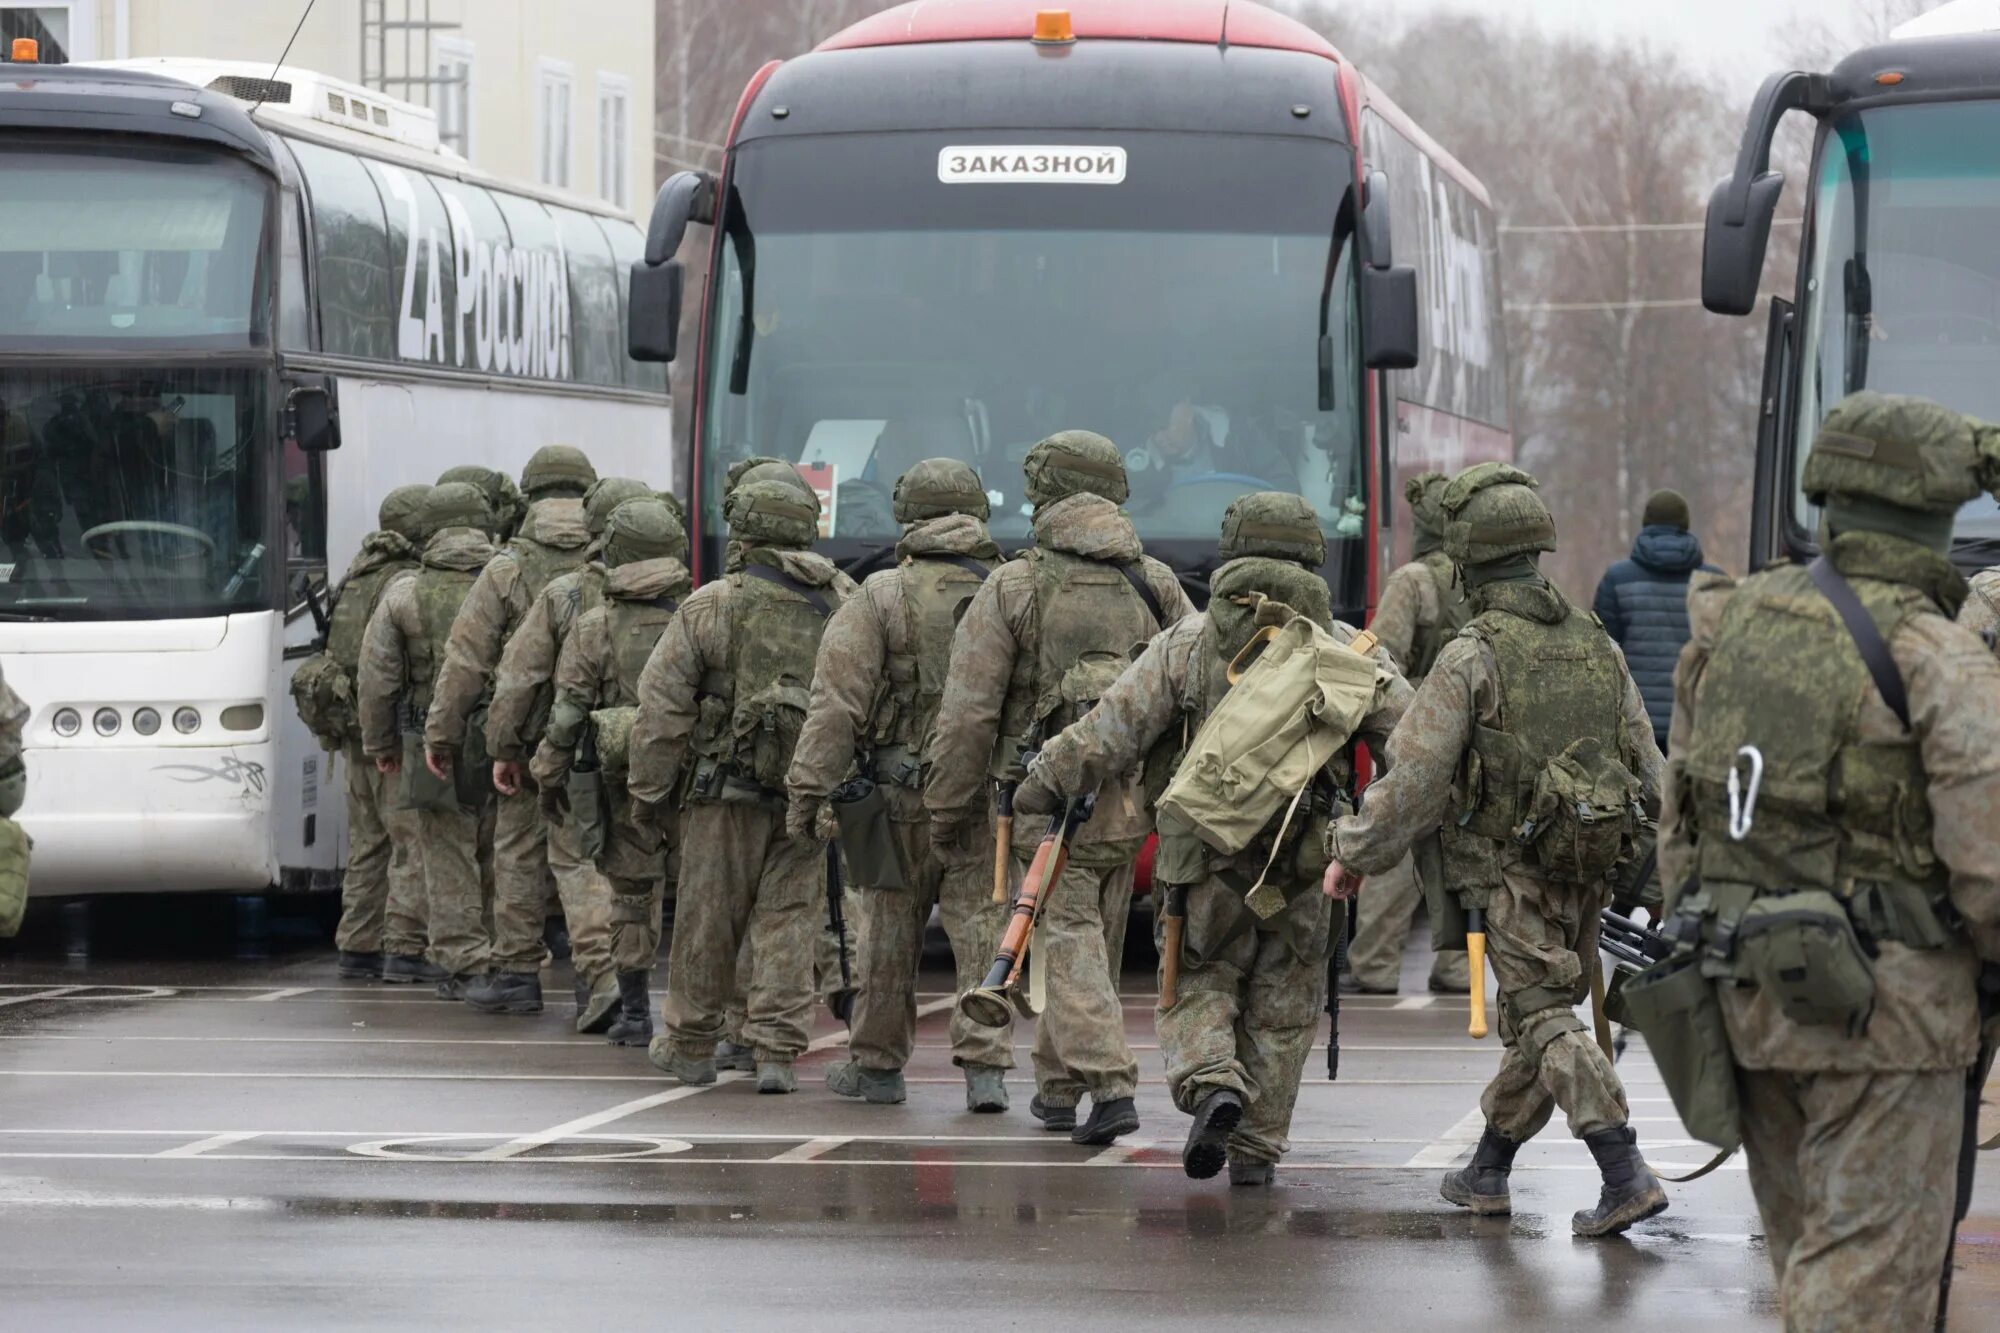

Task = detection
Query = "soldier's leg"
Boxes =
[546,814,615,987]
[1231,889,1336,1168]
[743,810,821,1065]
[937,831,1013,1070]
[381,777,429,963]
[814,874,863,1006]
[335,742,391,957]
[1030,862,1139,1104]
[417,804,489,981]
[847,820,934,1073]
[487,789,551,972]
[476,797,497,903]
[1154,880,1255,1114]
[1345,850,1421,992]
[661,802,758,1058]
[1737,1069,1809,1281]
[1775,1069,1961,1331]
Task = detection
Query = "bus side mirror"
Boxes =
[1702,69,1828,316]
[285,382,339,452]
[629,170,717,364]
[1359,170,1420,370]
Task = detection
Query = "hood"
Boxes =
[1031,493,1143,563]
[897,512,1001,563]
[606,556,692,601]
[422,526,498,571]
[348,529,417,578]
[516,497,592,550]
[743,546,843,589]
[1630,524,1705,575]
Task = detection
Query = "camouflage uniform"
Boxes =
[1660,394,2000,1331]
[1023,494,1410,1177]
[357,484,499,987]
[1348,473,1472,995]
[1959,566,2000,649]
[785,459,1013,1108]
[926,432,1195,1136]
[534,499,691,1045]
[1329,464,1669,1237]
[0,663,25,938]
[426,447,597,1007]
[437,464,525,543]
[628,480,856,1089]
[326,485,430,970]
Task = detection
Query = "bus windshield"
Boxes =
[1798,100,2000,544]
[700,132,1362,580]
[0,145,269,349]
[0,366,273,619]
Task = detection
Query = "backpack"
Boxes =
[291,545,414,747]
[691,560,843,796]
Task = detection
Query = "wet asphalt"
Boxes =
[1,901,1996,1331]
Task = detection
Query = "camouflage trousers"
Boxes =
[607,873,665,972]
[335,742,428,958]
[1025,858,1138,1106]
[1155,879,1333,1165]
[849,819,1013,1072]
[489,789,556,972]
[546,810,615,984]
[663,800,821,1062]
[1345,849,1469,992]
[1739,1067,1962,1332]
[1477,865,1628,1141]
[600,790,673,974]
[725,878,859,1042]
[418,797,491,979]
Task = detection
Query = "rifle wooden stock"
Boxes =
[1467,907,1489,1039]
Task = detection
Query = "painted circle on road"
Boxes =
[346,1134,694,1162]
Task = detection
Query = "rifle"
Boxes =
[1598,907,1676,972]
[825,842,856,1024]
[1466,906,1489,1039]
[960,792,1094,1030]
[302,576,331,645]
[1326,901,1347,1080]
[1938,964,2000,1331]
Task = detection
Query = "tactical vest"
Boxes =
[604,592,680,709]
[506,534,591,609]
[1681,563,1948,947]
[875,554,992,787]
[405,565,481,717]
[1443,581,1629,890]
[328,557,415,675]
[690,565,841,797]
[294,549,415,745]
[1408,551,1473,680]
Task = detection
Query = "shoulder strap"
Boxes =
[927,553,994,582]
[1807,555,1911,732]
[1119,561,1167,629]
[737,562,832,618]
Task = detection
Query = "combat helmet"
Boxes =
[1803,391,1995,516]
[1218,491,1326,567]
[521,444,597,499]
[893,457,990,524]
[1023,430,1129,507]
[656,489,687,533]
[421,480,493,536]
[378,484,433,543]
[583,476,654,536]
[1404,472,1451,554]
[603,497,687,567]
[437,465,524,538]
[1440,463,1557,566]
[725,477,820,549]
[725,454,815,498]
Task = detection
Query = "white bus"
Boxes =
[0,57,671,897]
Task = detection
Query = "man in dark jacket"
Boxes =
[1591,489,1717,751]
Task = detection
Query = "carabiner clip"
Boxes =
[1727,744,1764,842]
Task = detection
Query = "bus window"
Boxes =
[487,193,565,380]
[554,209,624,388]
[290,138,395,361]
[362,159,458,366]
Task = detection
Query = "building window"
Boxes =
[433,36,474,159]
[596,74,631,210]
[536,59,574,190]
[1,5,75,62]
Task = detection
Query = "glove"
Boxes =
[930,817,970,856]
[539,783,570,823]
[1013,768,1058,817]
[785,796,828,844]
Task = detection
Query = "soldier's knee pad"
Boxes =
[611,895,652,925]
[1512,1004,1587,1067]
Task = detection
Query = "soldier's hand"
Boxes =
[375,754,400,776]
[424,749,453,782]
[784,797,821,844]
[492,760,524,797]
[538,784,569,823]
[1013,770,1058,817]
[1322,859,1363,901]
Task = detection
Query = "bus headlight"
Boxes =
[173,707,201,735]
[52,708,80,737]
[93,708,121,737]
[133,707,161,736]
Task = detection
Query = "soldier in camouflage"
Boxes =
[926,431,1196,1146]
[1345,472,1471,997]
[485,475,654,1032]
[786,458,1014,1112]
[1326,463,1670,1238]
[0,662,25,938]
[437,464,525,543]
[323,484,435,983]
[1960,565,2000,649]
[1661,392,2000,1330]
[627,478,856,1093]
[1020,493,1410,1182]
[426,446,598,1017]
[357,482,499,997]
[533,498,691,1046]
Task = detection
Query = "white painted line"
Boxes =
[769,1136,851,1163]
[805,996,954,1055]
[0,1070,699,1083]
[0,986,82,1007]
[0,1190,279,1211]
[1392,996,1436,1011]
[154,1131,263,1158]
[1404,1104,1488,1168]
[0,1151,1750,1172]
[469,1078,740,1161]
[1086,1138,1151,1165]
[245,988,315,1002]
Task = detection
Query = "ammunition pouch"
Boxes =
[1734,889,1877,1031]
[871,745,924,793]
[684,754,780,808]
[832,777,907,891]
[1517,736,1639,884]
[0,813,29,938]
[1618,950,1742,1151]
[571,762,609,863]
[456,699,496,808]
[397,720,460,814]
[288,652,357,751]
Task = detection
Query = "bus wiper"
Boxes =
[222,542,266,602]
[1837,117,1872,394]
[725,192,757,396]
[0,609,57,621]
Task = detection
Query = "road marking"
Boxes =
[1392,996,1436,1011]
[469,1078,741,1161]
[1086,1138,1151,1165]
[0,1129,1443,1145]
[245,988,315,1002]
[0,986,83,1007]
[154,1131,263,1158]
[806,996,954,1055]
[768,1136,851,1163]
[1405,1104,1488,1168]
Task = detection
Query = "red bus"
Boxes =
[628,0,1511,623]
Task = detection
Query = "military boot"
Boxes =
[1029,1095,1076,1133]
[756,1060,798,1095]
[384,955,446,985]
[605,971,652,1047]
[1181,1087,1245,1180]
[826,1060,907,1104]
[464,970,544,1015]
[646,1037,716,1085]
[715,1039,756,1072]
[1071,1096,1140,1147]
[964,1065,1009,1114]
[575,971,620,1035]
[1573,1126,1668,1237]
[1441,1126,1520,1216]
[434,974,474,1001]
[1228,1158,1276,1187]
[337,950,383,980]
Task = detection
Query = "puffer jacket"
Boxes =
[1591,524,1717,749]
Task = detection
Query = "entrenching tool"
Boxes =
[1466,906,1489,1039]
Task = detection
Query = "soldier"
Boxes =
[1660,392,2000,1329]
[534,499,690,1045]
[357,482,499,998]
[1959,564,2000,647]
[485,474,653,1032]
[627,478,856,1092]
[926,430,1195,1146]
[314,484,435,983]
[437,464,525,542]
[1345,472,1472,997]
[786,458,1014,1111]
[0,660,27,938]
[426,446,599,1016]
[1018,493,1409,1181]
[1324,462,1670,1238]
